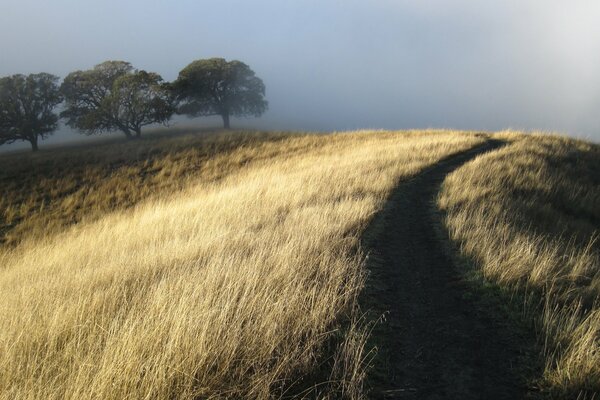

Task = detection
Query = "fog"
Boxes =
[1,0,599,149]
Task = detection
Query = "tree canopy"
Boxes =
[61,61,174,138]
[173,58,267,129]
[0,73,62,151]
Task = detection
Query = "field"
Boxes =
[0,129,597,399]
[0,129,485,399]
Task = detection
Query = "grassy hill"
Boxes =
[439,132,600,398]
[0,129,597,399]
[0,129,484,399]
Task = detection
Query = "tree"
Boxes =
[0,73,62,152]
[61,61,174,138]
[173,58,268,129]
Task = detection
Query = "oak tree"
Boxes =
[0,73,62,151]
[61,61,173,138]
[174,58,267,129]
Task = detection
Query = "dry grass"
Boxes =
[0,129,302,248]
[438,132,600,398]
[0,129,483,399]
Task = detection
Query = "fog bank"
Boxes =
[1,0,599,148]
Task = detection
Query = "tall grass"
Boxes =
[0,130,483,399]
[0,129,297,247]
[438,132,600,398]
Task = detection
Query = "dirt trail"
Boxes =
[362,140,537,399]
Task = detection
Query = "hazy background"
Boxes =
[1,0,599,149]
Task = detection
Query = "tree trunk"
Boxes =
[30,137,39,152]
[222,113,230,129]
[134,128,142,138]
[122,129,133,139]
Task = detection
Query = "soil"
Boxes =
[362,141,539,400]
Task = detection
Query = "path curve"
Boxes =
[362,140,536,399]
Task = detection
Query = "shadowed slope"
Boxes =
[439,133,600,398]
[363,141,539,399]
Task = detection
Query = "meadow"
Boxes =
[0,129,484,399]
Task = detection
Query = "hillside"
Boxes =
[439,133,600,398]
[0,129,484,399]
[0,129,597,399]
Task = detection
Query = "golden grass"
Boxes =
[0,129,302,248]
[438,132,600,398]
[0,129,484,399]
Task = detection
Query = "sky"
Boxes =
[1,0,599,146]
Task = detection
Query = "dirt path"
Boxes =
[362,141,537,399]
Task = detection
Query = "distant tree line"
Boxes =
[0,58,268,151]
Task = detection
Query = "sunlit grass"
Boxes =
[0,129,483,399]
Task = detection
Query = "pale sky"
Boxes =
[1,0,599,144]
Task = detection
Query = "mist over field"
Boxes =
[1,0,599,150]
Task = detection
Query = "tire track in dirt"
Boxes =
[362,140,538,399]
